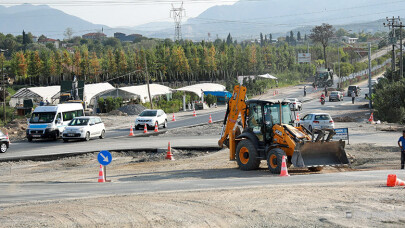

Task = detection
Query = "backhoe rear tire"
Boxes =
[267,148,286,174]
[236,139,260,171]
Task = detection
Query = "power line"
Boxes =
[170,2,185,41]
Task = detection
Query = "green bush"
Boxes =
[204,94,217,106]
[97,97,122,113]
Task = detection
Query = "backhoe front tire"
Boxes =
[236,139,260,171]
[267,148,286,174]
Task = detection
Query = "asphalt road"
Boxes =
[1,169,403,204]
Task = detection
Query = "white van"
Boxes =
[26,103,84,142]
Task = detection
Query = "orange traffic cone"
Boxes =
[387,174,405,187]
[208,114,213,124]
[6,132,10,145]
[273,91,276,96]
[143,124,148,134]
[154,122,159,132]
[193,109,197,117]
[98,165,105,183]
[165,142,175,160]
[296,113,300,122]
[368,113,374,123]
[172,113,176,121]
[129,125,134,136]
[280,155,290,177]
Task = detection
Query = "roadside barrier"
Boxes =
[143,124,148,134]
[208,114,213,124]
[154,122,159,132]
[98,165,105,183]
[193,109,197,117]
[129,125,134,136]
[172,113,176,121]
[387,174,405,187]
[165,142,175,160]
[280,155,290,177]
[273,91,276,96]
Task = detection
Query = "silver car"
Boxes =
[299,113,335,132]
[329,91,343,102]
[285,98,302,111]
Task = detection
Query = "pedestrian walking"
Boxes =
[397,130,405,169]
[324,87,328,96]
[351,90,356,104]
[304,86,307,97]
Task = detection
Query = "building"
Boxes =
[82,32,107,40]
[37,38,60,49]
[341,36,358,44]
[114,32,142,42]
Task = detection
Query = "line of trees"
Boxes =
[0,37,317,87]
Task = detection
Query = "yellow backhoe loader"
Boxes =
[218,85,349,173]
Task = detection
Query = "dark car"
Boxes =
[0,130,10,153]
[329,91,343,102]
[347,85,361,97]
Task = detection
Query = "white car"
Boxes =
[62,116,106,142]
[285,98,302,111]
[135,109,167,130]
[299,113,334,132]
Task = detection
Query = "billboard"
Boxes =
[298,53,311,63]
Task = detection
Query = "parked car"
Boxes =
[371,79,378,85]
[347,85,361,97]
[329,91,343,102]
[300,113,335,132]
[0,130,10,153]
[284,98,302,111]
[62,116,105,142]
[135,109,167,130]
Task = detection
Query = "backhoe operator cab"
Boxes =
[218,85,349,174]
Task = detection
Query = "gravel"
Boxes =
[118,104,146,115]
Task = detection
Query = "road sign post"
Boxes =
[98,150,112,182]
[333,128,350,145]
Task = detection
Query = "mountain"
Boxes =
[0,4,114,39]
[179,0,405,40]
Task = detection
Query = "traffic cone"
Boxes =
[98,165,105,183]
[273,91,276,96]
[193,109,197,117]
[387,174,405,187]
[165,142,175,160]
[172,113,176,121]
[296,113,300,122]
[129,125,134,136]
[280,155,290,177]
[208,114,213,124]
[154,122,159,132]
[368,113,374,123]
[143,123,148,134]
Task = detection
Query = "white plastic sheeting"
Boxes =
[258,73,278,80]
[99,84,172,103]
[176,83,226,97]
[9,86,60,107]
[85,83,115,105]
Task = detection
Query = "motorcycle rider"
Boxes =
[320,93,326,105]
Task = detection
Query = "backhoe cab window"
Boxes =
[264,104,294,126]
[248,104,263,134]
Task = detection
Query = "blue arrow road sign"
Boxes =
[98,150,112,166]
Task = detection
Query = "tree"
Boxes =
[226,33,233,45]
[64,28,73,40]
[260,33,264,46]
[297,31,301,41]
[269,34,273,43]
[309,23,335,69]
[335,28,348,38]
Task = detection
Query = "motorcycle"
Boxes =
[320,97,325,105]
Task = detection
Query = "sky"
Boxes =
[0,0,237,27]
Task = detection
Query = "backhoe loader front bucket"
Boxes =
[291,140,349,167]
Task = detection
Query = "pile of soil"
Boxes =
[118,104,146,115]
[1,119,28,141]
[334,116,356,122]
[107,110,128,116]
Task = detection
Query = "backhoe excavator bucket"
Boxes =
[292,140,349,167]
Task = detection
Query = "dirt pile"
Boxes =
[107,110,128,116]
[1,119,28,141]
[334,116,356,122]
[118,104,146,115]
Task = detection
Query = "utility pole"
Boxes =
[144,57,153,109]
[0,49,7,124]
[384,16,400,72]
[170,2,186,41]
[368,43,372,109]
[337,42,341,88]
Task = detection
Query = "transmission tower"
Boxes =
[170,2,186,41]
[384,16,401,72]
